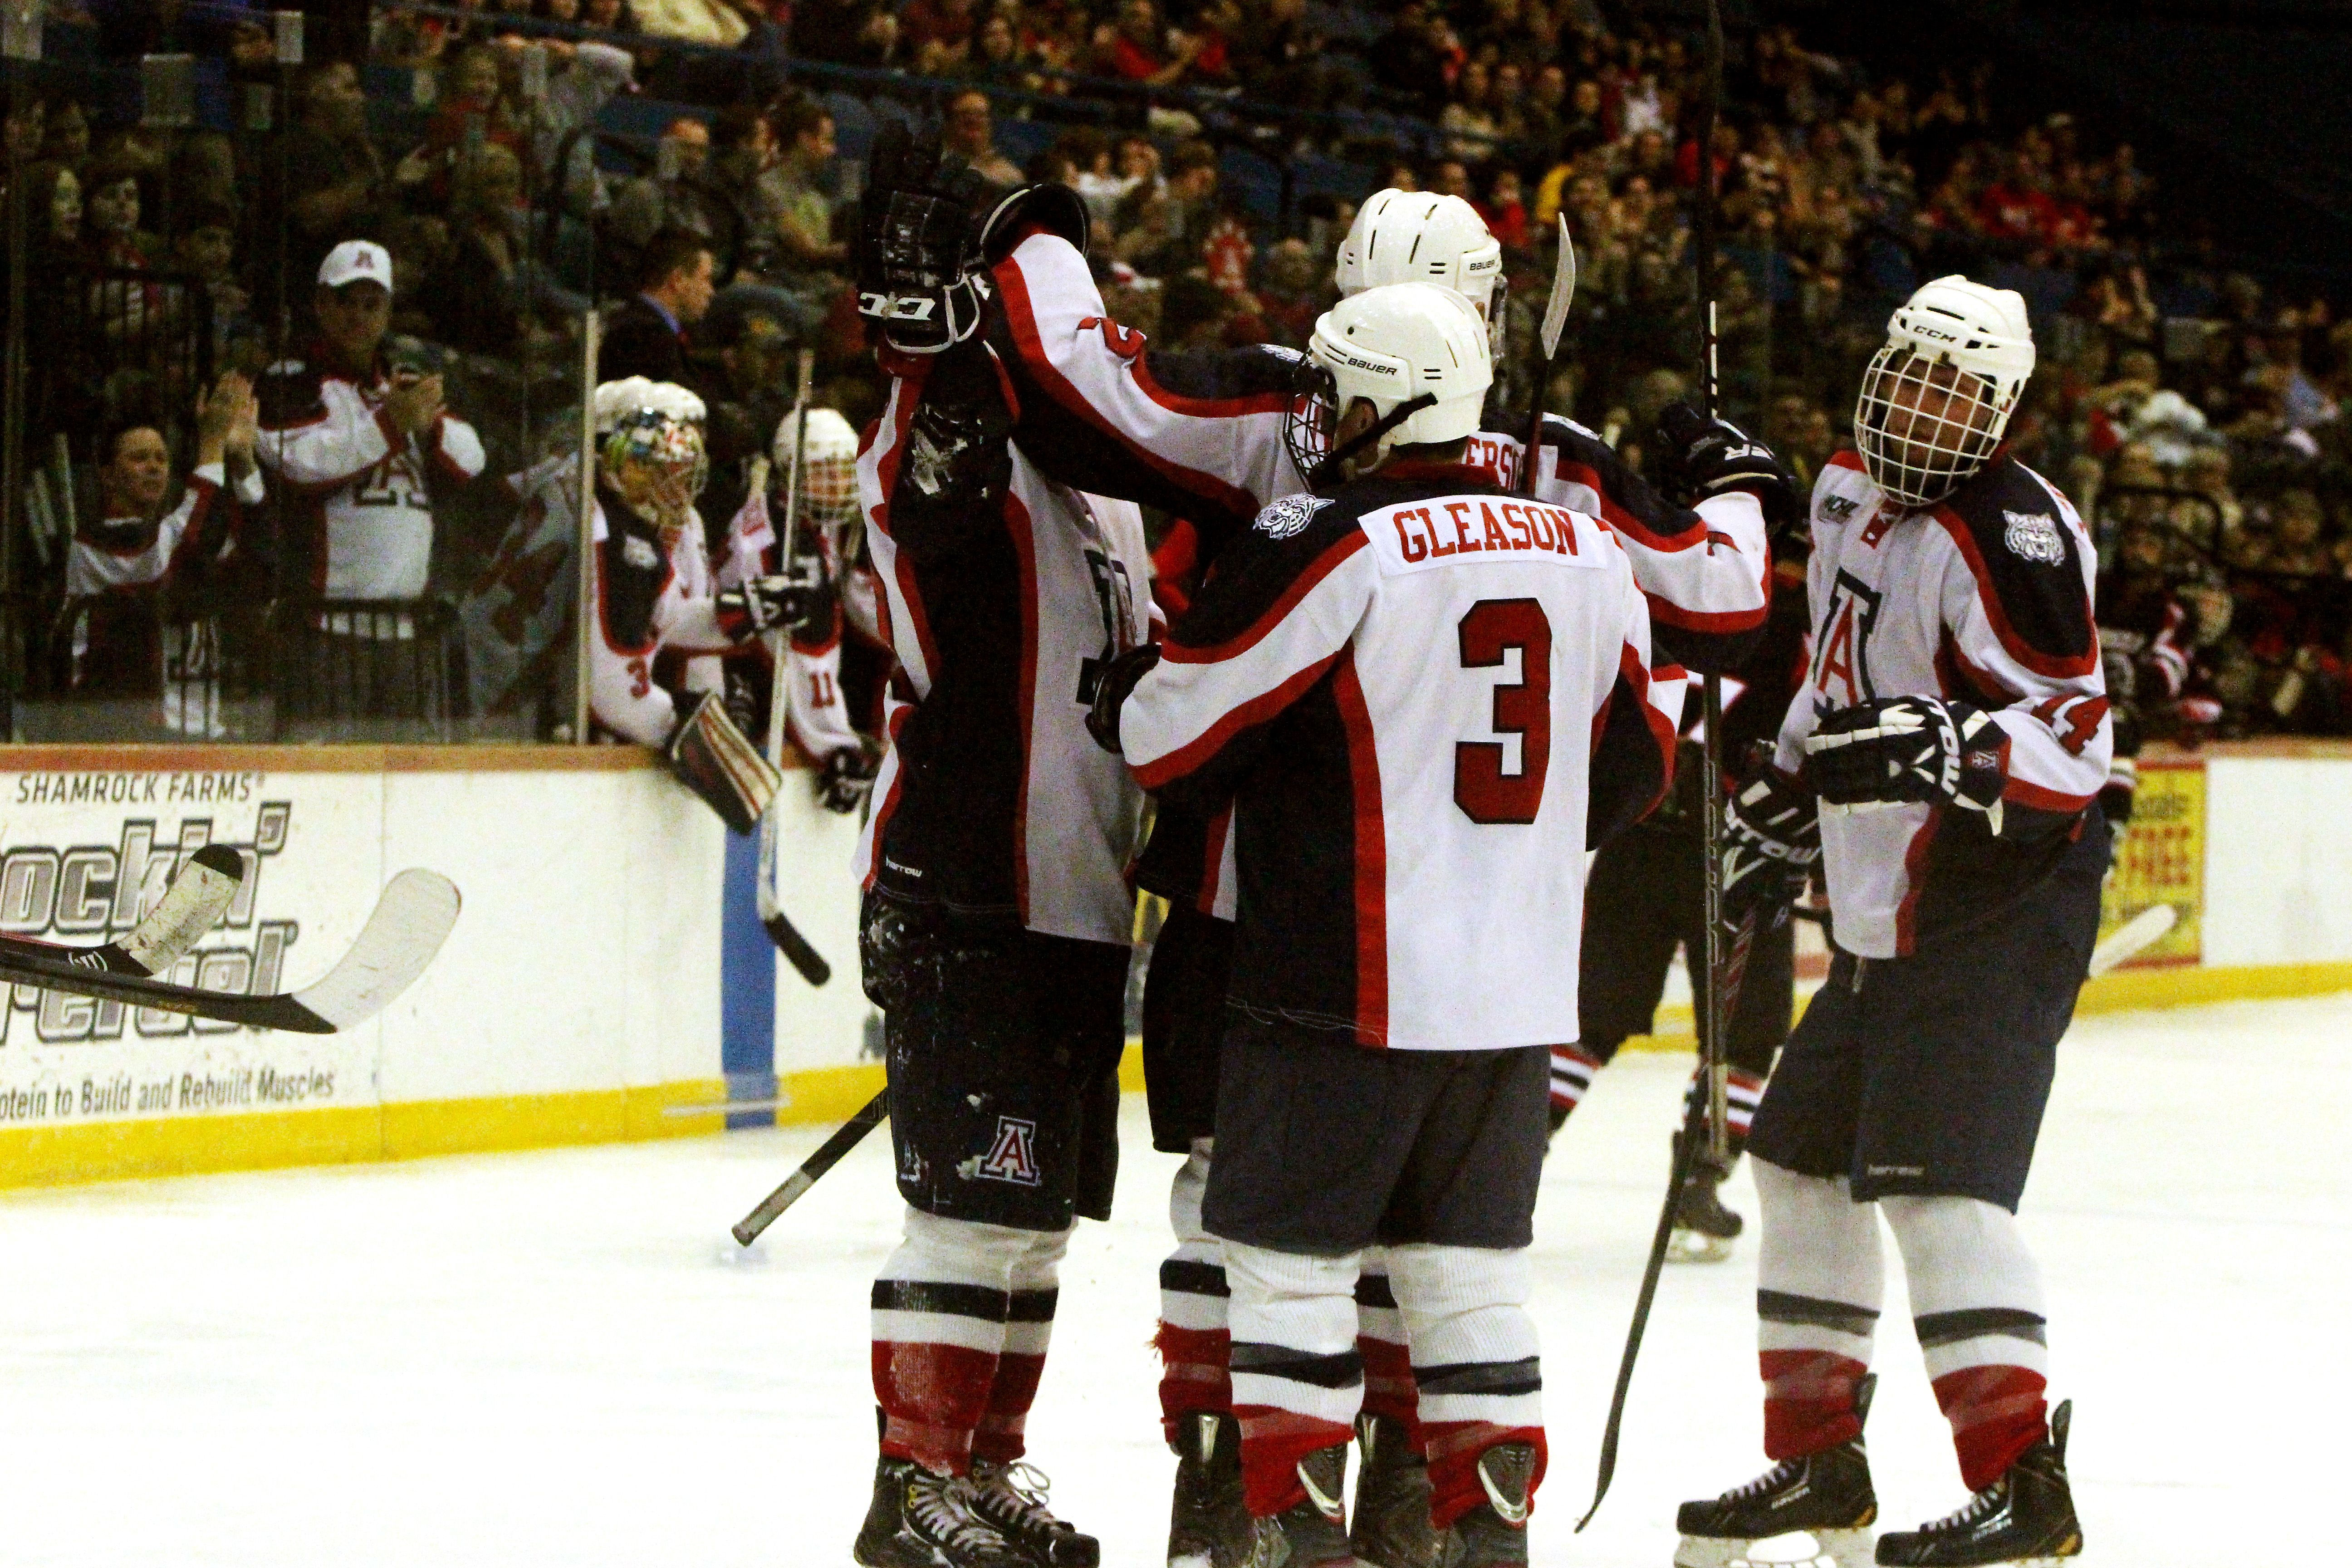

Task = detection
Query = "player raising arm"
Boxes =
[1676,278,2103,1568]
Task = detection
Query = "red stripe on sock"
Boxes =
[1421,1422,1548,1529]
[1549,1044,1602,1111]
[1232,1406,1353,1518]
[1153,1323,1234,1444]
[972,1350,1047,1464]
[873,1340,998,1475]
[1760,1349,1869,1459]
[1932,1364,2048,1491]
[1357,1334,1420,1433]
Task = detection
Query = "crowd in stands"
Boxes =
[2,0,2347,741]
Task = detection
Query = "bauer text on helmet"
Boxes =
[1854,275,2035,509]
[1288,283,1493,483]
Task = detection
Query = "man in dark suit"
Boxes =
[598,228,715,385]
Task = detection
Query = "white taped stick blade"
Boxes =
[292,870,461,1029]
[118,843,245,974]
[1539,214,1575,361]
[2088,902,2176,977]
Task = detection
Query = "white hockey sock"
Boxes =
[1881,1194,2050,1489]
[978,1225,1071,1466]
[1225,1241,1363,1514]
[1385,1243,1544,1528]
[1548,1044,1603,1113]
[1157,1141,1231,1441]
[872,1205,1037,1474]
[1754,1161,1883,1458]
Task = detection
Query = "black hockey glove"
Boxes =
[857,120,996,354]
[1085,642,1162,755]
[716,562,823,642]
[1803,695,2009,834]
[901,334,1014,513]
[817,742,880,815]
[1653,401,1801,537]
[1719,769,1820,931]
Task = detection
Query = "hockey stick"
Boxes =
[0,842,243,976]
[2087,902,2176,977]
[0,869,460,1034]
[731,1088,888,1245]
[1578,0,1729,1532]
[754,347,833,988]
[1515,215,1577,497]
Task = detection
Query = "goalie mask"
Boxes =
[595,378,708,538]
[1854,275,2035,510]
[1284,283,1493,488]
[773,406,862,533]
[1335,189,1505,363]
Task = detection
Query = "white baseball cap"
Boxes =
[318,240,392,292]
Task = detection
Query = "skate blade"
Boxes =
[1673,1527,1874,1568]
[1666,1227,1736,1265]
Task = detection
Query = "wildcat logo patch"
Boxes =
[976,1116,1041,1186]
[1255,493,1332,540]
[2002,509,2065,566]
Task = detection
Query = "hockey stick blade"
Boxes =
[1539,214,1576,362]
[732,1089,887,1245]
[0,842,244,975]
[2088,902,2176,977]
[0,869,459,1034]
[763,910,832,987]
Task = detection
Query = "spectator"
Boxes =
[1440,61,1502,164]
[63,373,263,699]
[608,116,721,254]
[788,0,900,68]
[270,61,392,309]
[430,143,592,358]
[600,227,714,384]
[170,206,264,370]
[1368,1,1445,115]
[1111,139,1217,279]
[256,240,487,605]
[943,91,1022,188]
[760,99,852,284]
[902,0,979,73]
[1096,0,1201,89]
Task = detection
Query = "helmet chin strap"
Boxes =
[1308,392,1437,490]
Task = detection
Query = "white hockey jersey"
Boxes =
[587,490,735,747]
[1777,451,2112,958]
[66,462,261,597]
[1121,463,1687,1051]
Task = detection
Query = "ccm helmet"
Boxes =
[1336,189,1505,356]
[1854,275,2035,509]
[1286,283,1494,485]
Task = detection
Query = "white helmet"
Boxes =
[1288,283,1493,482]
[774,406,861,529]
[1336,189,1504,353]
[1855,275,2036,509]
[595,377,709,524]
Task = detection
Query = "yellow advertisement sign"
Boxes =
[2099,759,2204,966]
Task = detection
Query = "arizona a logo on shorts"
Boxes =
[977,1116,1042,1186]
[1254,493,1332,540]
[2002,509,2065,566]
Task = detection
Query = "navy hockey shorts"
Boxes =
[1202,1015,1550,1256]
[1139,902,1235,1153]
[859,891,1128,1231]
[1745,816,2106,1212]
[1578,819,1795,1073]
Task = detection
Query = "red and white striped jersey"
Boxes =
[66,462,260,597]
[855,357,1154,947]
[1776,451,2111,958]
[1121,462,1686,1051]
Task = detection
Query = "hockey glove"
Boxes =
[817,742,880,815]
[1803,696,2009,834]
[1654,401,1801,536]
[716,562,823,642]
[856,120,995,354]
[901,334,1014,513]
[1720,769,1821,931]
[1085,642,1162,755]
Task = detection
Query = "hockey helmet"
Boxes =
[596,377,709,531]
[1854,275,2035,509]
[1335,190,1504,357]
[1286,283,1493,485]
[773,406,863,530]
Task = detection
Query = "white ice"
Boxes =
[2,993,2344,1566]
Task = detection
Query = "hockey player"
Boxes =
[584,377,806,832]
[849,127,1153,1568]
[1090,281,1687,1568]
[1675,277,2103,1568]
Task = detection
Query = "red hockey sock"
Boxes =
[1422,1423,1547,1529]
[1932,1364,2048,1491]
[973,1285,1057,1464]
[1233,1406,1355,1517]
[1761,1348,1870,1459]
[1549,1044,1603,1115]
[874,1339,999,1475]
[1154,1323,1233,1445]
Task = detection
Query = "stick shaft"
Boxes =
[731,1090,888,1245]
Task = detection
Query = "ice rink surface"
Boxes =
[2,992,2344,1566]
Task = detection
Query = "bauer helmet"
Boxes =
[1854,275,2035,509]
[1285,283,1493,485]
[595,377,709,533]
[1335,189,1505,358]
[774,406,862,530]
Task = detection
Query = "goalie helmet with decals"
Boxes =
[1854,275,2035,510]
[1335,189,1505,360]
[594,377,708,537]
[773,406,862,533]
[1284,283,1493,486]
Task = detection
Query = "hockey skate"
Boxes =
[854,1456,1027,1568]
[1349,1412,1442,1568]
[1873,1401,2081,1566]
[1436,1442,1535,1568]
[1166,1412,1252,1568]
[969,1459,1099,1567]
[1667,1133,1744,1265]
[1242,1444,1351,1568]
[1674,1379,1878,1568]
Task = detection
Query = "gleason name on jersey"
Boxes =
[1365,495,1608,574]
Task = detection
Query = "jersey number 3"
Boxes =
[1455,598,1551,825]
